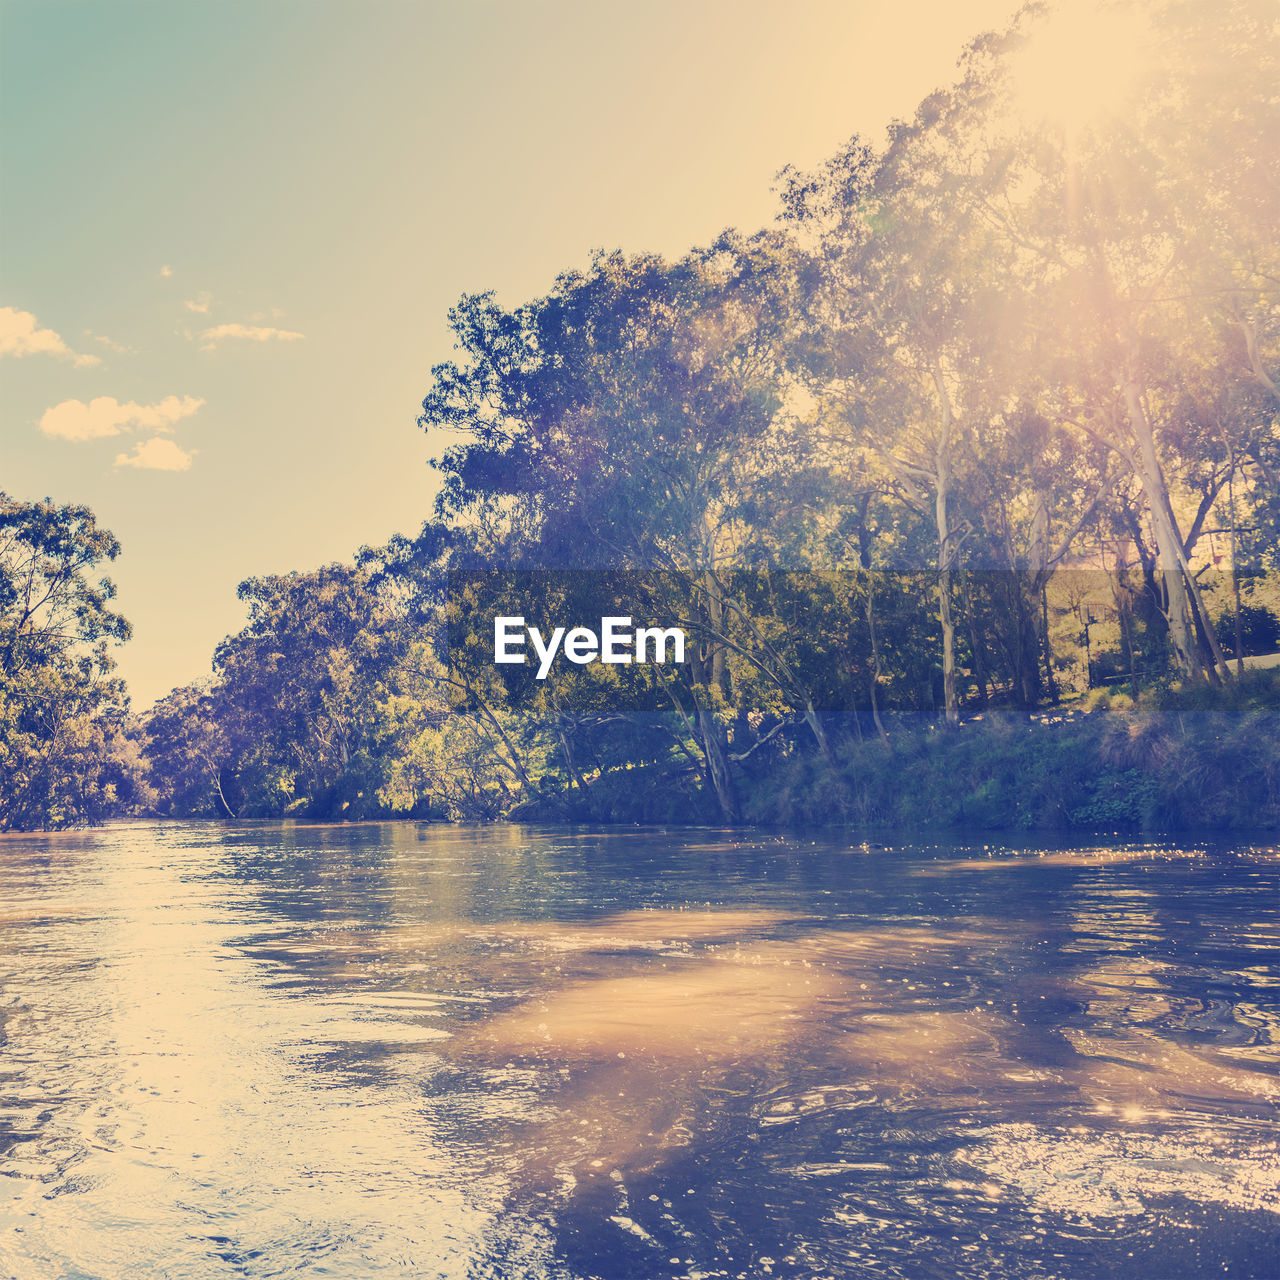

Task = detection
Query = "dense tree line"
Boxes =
[5,0,1278,831]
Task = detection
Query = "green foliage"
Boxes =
[1215,603,1280,658]
[145,0,1276,829]
[0,493,145,831]
[26,1,1280,835]
[737,695,1280,834]
[144,564,413,820]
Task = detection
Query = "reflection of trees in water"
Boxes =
[262,890,1276,1200]
[195,827,1280,1270]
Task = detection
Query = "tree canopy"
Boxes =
[8,0,1279,832]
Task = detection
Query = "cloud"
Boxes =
[40,394,204,441]
[199,322,304,351]
[85,330,131,354]
[1,307,102,366]
[114,437,194,471]
[184,292,212,314]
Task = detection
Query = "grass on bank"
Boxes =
[518,671,1280,835]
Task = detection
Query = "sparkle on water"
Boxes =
[0,823,1275,1279]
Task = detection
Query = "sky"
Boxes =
[2,0,1024,707]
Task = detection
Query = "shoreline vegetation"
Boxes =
[3,0,1279,837]
[510,678,1280,835]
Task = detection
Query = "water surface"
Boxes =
[1,823,1276,1278]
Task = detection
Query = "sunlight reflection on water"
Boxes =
[0,823,1275,1279]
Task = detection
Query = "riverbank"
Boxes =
[22,674,1274,838]
[511,673,1280,834]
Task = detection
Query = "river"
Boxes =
[0,822,1276,1279]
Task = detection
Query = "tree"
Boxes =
[0,493,137,830]
[941,0,1279,681]
[143,683,240,817]
[418,238,813,819]
[208,563,408,817]
[778,127,1005,726]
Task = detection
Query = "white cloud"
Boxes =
[40,394,204,442]
[184,292,212,314]
[1,307,101,366]
[199,322,304,351]
[85,330,131,354]
[114,437,194,471]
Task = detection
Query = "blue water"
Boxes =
[1,823,1276,1278]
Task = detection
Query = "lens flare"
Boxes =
[1011,1,1155,140]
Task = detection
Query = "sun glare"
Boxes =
[1011,2,1156,139]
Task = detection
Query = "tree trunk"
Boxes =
[865,588,890,746]
[209,764,237,818]
[1227,454,1244,677]
[1123,381,1204,680]
[555,717,588,799]
[1039,580,1060,703]
[803,699,836,766]
[1014,577,1043,709]
[930,362,960,727]
[961,573,990,709]
[696,703,739,823]
[469,689,533,793]
[938,567,959,726]
[703,571,732,701]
